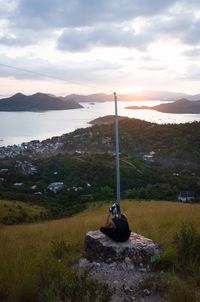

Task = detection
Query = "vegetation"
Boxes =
[0,92,83,111]
[89,118,200,163]
[0,118,199,227]
[1,145,199,224]
[126,99,200,113]
[1,200,200,301]
[0,199,47,224]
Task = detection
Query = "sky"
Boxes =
[0,0,200,96]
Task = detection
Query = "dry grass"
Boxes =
[0,199,47,223]
[1,200,200,301]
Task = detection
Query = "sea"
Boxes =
[1,100,200,147]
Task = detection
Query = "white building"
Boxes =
[48,182,64,193]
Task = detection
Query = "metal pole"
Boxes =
[114,92,120,206]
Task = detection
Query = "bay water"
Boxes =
[1,100,200,147]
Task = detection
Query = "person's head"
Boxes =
[110,203,121,218]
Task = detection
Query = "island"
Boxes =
[0,92,83,111]
[126,99,200,114]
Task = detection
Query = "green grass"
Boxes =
[0,199,47,224]
[1,200,200,301]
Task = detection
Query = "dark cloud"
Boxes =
[151,14,191,35]
[139,12,200,47]
[0,0,200,51]
[54,9,200,51]
[141,12,199,41]
[13,0,175,29]
[1,0,173,49]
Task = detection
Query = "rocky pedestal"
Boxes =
[85,230,161,270]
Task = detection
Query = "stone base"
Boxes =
[85,230,161,270]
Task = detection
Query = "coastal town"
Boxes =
[0,118,199,208]
[0,138,65,159]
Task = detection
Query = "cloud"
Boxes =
[139,65,168,71]
[182,48,200,58]
[140,12,200,47]
[0,0,17,18]
[0,55,123,83]
[57,25,153,51]
[0,34,34,46]
[0,0,200,95]
[0,28,55,46]
[182,20,200,45]
[0,0,199,51]
[57,9,200,51]
[183,71,200,81]
[179,64,200,81]
[0,0,173,49]
[13,0,175,29]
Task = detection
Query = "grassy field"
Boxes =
[0,199,47,224]
[1,200,200,301]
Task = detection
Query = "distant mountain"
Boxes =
[63,91,200,102]
[188,94,200,101]
[124,91,200,101]
[154,99,200,113]
[0,93,83,111]
[126,99,200,113]
[63,93,115,103]
[131,90,189,101]
[2,91,200,110]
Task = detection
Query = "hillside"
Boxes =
[62,116,200,164]
[89,115,127,125]
[1,201,200,301]
[126,99,200,113]
[1,116,199,164]
[0,92,83,111]
[0,199,47,224]
[154,99,200,113]
[1,117,199,215]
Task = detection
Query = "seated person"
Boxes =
[100,203,131,242]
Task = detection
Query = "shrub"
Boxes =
[139,273,167,295]
[173,223,200,274]
[99,186,114,200]
[42,269,112,302]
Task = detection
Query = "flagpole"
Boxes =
[114,92,120,206]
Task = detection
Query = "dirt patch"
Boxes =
[79,258,165,302]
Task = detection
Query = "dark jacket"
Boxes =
[100,214,131,242]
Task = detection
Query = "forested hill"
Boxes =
[153,99,200,113]
[126,99,200,113]
[0,92,83,111]
[62,116,200,164]
[1,116,200,223]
